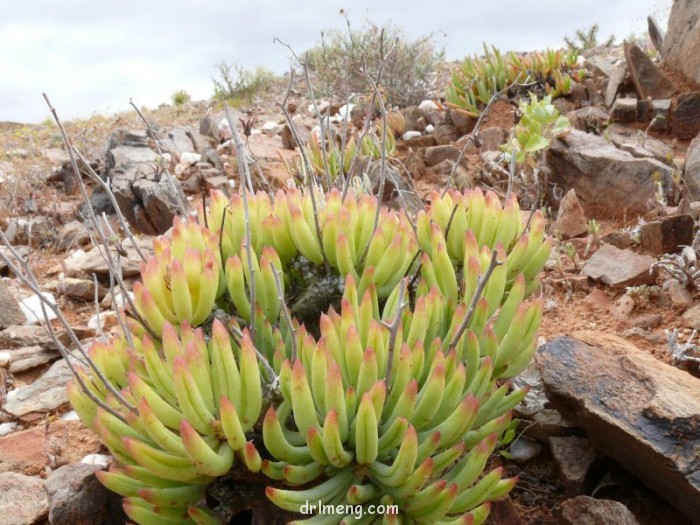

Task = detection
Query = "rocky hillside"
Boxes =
[1,4,700,525]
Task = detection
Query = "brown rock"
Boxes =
[447,108,476,136]
[585,288,612,310]
[650,99,672,131]
[559,496,640,525]
[567,106,610,133]
[664,279,693,309]
[0,280,25,329]
[520,409,575,441]
[537,333,700,522]
[0,420,102,476]
[203,174,230,191]
[626,312,662,330]
[57,278,108,302]
[610,97,638,123]
[582,244,656,289]
[681,303,700,330]
[553,189,588,239]
[673,91,700,140]
[432,122,458,145]
[600,231,632,250]
[605,63,627,108]
[549,436,597,494]
[639,214,694,255]
[647,16,665,56]
[280,124,310,150]
[547,129,673,219]
[0,325,55,349]
[0,245,29,276]
[624,41,675,100]
[46,463,126,525]
[610,294,635,318]
[0,472,49,525]
[682,135,700,201]
[662,0,700,84]
[54,221,90,253]
[422,145,462,167]
[400,106,426,133]
[484,497,522,525]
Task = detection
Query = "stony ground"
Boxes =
[1,26,700,525]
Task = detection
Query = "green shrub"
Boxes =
[564,23,615,54]
[171,89,192,106]
[305,15,445,107]
[212,62,276,105]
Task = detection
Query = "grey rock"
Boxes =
[63,237,152,279]
[79,189,114,217]
[547,129,673,219]
[200,147,224,170]
[553,189,588,239]
[559,496,640,525]
[586,55,613,77]
[582,244,656,289]
[624,41,675,100]
[647,16,665,56]
[430,160,475,191]
[537,333,700,522]
[0,325,55,349]
[0,280,25,329]
[3,359,73,417]
[605,124,674,164]
[56,277,108,302]
[0,472,48,525]
[673,91,700,140]
[400,106,426,133]
[549,436,597,494]
[604,62,627,108]
[650,99,672,131]
[432,122,459,145]
[610,97,638,123]
[639,214,694,255]
[567,106,609,134]
[8,346,59,373]
[446,108,476,136]
[683,135,700,201]
[0,245,28,276]
[280,123,310,150]
[54,221,90,252]
[662,0,700,84]
[46,463,126,525]
[422,145,462,167]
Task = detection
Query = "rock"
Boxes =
[3,216,55,247]
[422,145,462,167]
[0,325,55,348]
[610,97,638,123]
[567,106,609,134]
[200,147,224,170]
[681,303,700,330]
[63,237,152,279]
[0,420,102,476]
[484,497,522,525]
[600,231,632,250]
[401,130,422,141]
[430,160,475,191]
[0,280,25,329]
[79,188,114,216]
[400,106,426,133]
[664,279,693,309]
[159,126,206,160]
[353,159,423,215]
[56,277,108,302]
[647,16,665,56]
[639,215,694,255]
[0,245,28,275]
[547,129,673,219]
[604,62,627,108]
[586,55,614,77]
[0,422,17,437]
[625,312,662,330]
[432,122,459,145]
[662,0,700,84]
[46,463,126,525]
[447,108,476,137]
[673,91,700,140]
[19,292,57,325]
[559,496,640,525]
[3,359,73,417]
[7,346,59,373]
[537,333,700,522]
[0,351,9,368]
[418,100,441,126]
[682,135,700,201]
[553,189,588,239]
[54,221,90,252]
[521,409,575,442]
[649,99,671,131]
[610,294,635,318]
[549,436,597,494]
[280,123,310,150]
[509,436,542,463]
[605,124,674,164]
[623,41,675,100]
[582,244,656,289]
[0,472,48,525]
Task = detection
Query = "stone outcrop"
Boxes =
[663,0,700,84]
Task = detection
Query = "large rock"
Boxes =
[3,359,73,417]
[582,244,656,288]
[0,472,48,525]
[559,496,640,525]
[552,189,588,239]
[547,129,673,218]
[684,135,700,201]
[537,333,700,522]
[673,91,700,140]
[46,463,126,525]
[663,0,700,84]
[624,41,675,100]
[63,237,153,279]
[0,280,25,329]
[107,129,184,235]
[639,214,694,255]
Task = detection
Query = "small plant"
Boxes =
[502,94,570,166]
[564,23,615,54]
[446,44,581,117]
[171,89,192,106]
[305,14,445,107]
[652,246,700,290]
[212,62,276,105]
[584,219,601,257]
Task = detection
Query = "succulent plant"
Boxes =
[68,184,550,524]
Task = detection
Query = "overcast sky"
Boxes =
[1,0,671,123]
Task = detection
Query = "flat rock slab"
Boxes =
[559,496,640,525]
[536,332,700,522]
[624,41,675,100]
[582,244,656,288]
[63,237,153,279]
[0,472,48,525]
[3,358,73,417]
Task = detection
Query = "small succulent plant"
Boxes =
[68,184,551,524]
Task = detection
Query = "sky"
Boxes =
[1,0,671,123]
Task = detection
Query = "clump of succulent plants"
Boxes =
[68,183,550,524]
